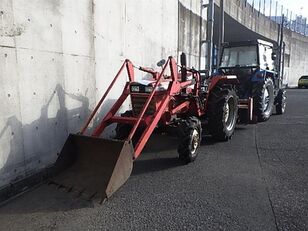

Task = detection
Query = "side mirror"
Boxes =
[271,52,277,60]
[157,59,166,67]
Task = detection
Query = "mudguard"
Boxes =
[208,75,239,92]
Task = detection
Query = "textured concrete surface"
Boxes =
[0,89,307,230]
[0,0,180,189]
[0,0,96,188]
[0,0,205,192]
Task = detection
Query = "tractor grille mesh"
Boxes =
[131,96,156,115]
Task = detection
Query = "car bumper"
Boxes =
[298,84,308,88]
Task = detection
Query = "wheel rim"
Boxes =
[282,94,287,112]
[224,97,236,131]
[224,103,230,123]
[263,87,270,111]
[191,129,200,156]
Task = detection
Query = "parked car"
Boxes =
[298,76,308,88]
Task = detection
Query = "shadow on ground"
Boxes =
[0,184,95,214]
[0,135,180,214]
[0,127,231,214]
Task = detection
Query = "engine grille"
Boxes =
[131,96,156,115]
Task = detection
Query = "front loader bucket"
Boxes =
[51,134,134,202]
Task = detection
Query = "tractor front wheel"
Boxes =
[208,87,238,141]
[177,117,202,164]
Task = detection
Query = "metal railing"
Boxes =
[245,0,308,36]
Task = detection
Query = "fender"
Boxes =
[251,69,266,82]
[208,75,239,93]
[250,69,278,83]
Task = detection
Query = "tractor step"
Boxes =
[238,98,253,123]
[109,116,138,124]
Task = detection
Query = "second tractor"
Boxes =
[218,39,287,122]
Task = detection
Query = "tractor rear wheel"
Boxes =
[177,117,202,164]
[208,87,238,141]
[252,78,275,122]
[275,89,287,114]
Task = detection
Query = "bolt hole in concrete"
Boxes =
[4,54,7,58]
[27,18,30,22]
[0,11,4,15]
[31,56,33,59]
[7,93,10,97]
[50,24,52,27]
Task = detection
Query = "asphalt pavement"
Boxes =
[0,89,307,231]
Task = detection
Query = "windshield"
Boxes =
[221,45,258,68]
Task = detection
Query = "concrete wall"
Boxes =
[0,0,189,189]
[178,0,204,68]
[0,0,97,188]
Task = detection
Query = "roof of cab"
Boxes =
[222,39,274,48]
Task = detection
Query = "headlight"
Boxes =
[131,85,140,92]
[145,86,153,93]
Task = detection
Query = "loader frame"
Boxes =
[79,57,201,159]
[52,55,240,201]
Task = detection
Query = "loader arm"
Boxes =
[51,56,183,202]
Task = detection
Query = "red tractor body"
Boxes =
[51,55,240,202]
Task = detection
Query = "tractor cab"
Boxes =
[219,40,279,98]
[218,40,286,122]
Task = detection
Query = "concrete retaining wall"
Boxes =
[0,0,191,190]
[0,0,97,188]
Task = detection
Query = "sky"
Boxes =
[248,0,308,19]
[280,0,308,18]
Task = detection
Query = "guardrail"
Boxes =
[245,0,308,36]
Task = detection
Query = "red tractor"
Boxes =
[52,54,239,202]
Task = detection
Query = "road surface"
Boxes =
[0,89,307,231]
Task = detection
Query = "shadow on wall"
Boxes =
[0,84,130,213]
[0,84,91,196]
